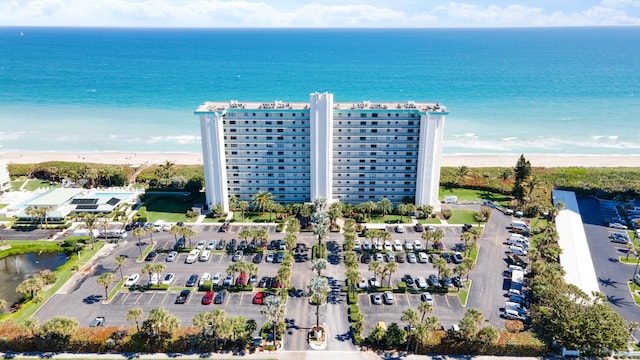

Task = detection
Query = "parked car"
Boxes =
[248,275,258,286]
[215,239,226,250]
[452,252,464,264]
[214,291,226,304]
[413,240,423,251]
[609,222,628,230]
[253,252,263,263]
[266,251,275,262]
[185,249,199,264]
[403,274,415,288]
[441,252,451,263]
[199,250,211,262]
[199,272,211,287]
[441,277,453,288]
[238,240,248,250]
[166,251,178,262]
[385,252,395,262]
[415,276,427,289]
[211,272,222,286]
[432,242,445,251]
[374,252,384,262]
[506,245,527,256]
[274,251,284,263]
[223,275,234,286]
[148,273,159,286]
[206,240,216,250]
[358,279,368,289]
[145,251,158,262]
[363,241,371,251]
[452,275,465,288]
[503,308,527,321]
[226,239,236,251]
[236,273,247,286]
[89,316,105,327]
[427,274,439,287]
[417,252,428,263]
[186,274,198,287]
[395,224,405,233]
[406,252,417,263]
[361,253,372,264]
[371,293,382,305]
[202,290,214,305]
[383,291,394,304]
[420,292,434,305]
[196,240,206,250]
[353,239,361,251]
[253,291,265,305]
[393,239,403,251]
[161,273,175,285]
[369,276,380,288]
[232,250,243,261]
[395,253,405,263]
[404,240,414,251]
[384,240,392,251]
[415,223,424,232]
[124,273,140,287]
[175,290,190,304]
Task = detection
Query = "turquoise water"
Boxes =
[1,27,639,155]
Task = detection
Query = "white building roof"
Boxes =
[552,190,601,298]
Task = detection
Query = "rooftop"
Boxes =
[195,99,447,114]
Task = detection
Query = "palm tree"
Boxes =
[401,309,419,351]
[114,255,126,281]
[133,227,145,257]
[168,224,182,245]
[251,190,274,215]
[82,213,98,249]
[307,276,330,329]
[363,201,377,221]
[126,307,144,332]
[0,299,7,313]
[97,272,116,300]
[368,260,383,281]
[262,295,285,345]
[456,165,471,186]
[377,198,393,217]
[396,203,409,223]
[328,202,343,230]
[418,301,433,322]
[345,267,361,294]
[384,262,398,287]
[477,325,499,351]
[454,263,469,292]
[142,263,154,284]
[182,226,197,248]
[310,259,328,277]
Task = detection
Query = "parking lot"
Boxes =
[579,196,640,324]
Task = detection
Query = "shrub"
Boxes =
[505,319,524,333]
[349,304,359,315]
[396,281,407,293]
[441,209,452,219]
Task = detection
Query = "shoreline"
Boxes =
[2,151,640,168]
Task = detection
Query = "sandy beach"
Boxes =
[2,151,640,168]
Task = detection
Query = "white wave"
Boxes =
[444,135,640,152]
[109,134,119,139]
[146,135,201,145]
[608,135,618,140]
[0,131,29,141]
[591,135,604,140]
[502,137,518,141]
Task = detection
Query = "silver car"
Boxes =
[166,251,177,262]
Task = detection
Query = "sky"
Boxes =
[1,0,639,28]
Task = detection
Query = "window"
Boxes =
[360,137,366,141]
[360,121,366,125]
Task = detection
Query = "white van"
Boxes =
[506,245,527,256]
[504,308,526,321]
[199,250,211,262]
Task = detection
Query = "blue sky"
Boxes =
[1,0,639,27]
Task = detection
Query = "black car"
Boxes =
[441,277,453,288]
[268,240,277,250]
[265,277,274,288]
[274,252,284,263]
[253,252,263,264]
[226,239,236,251]
[258,277,268,288]
[214,290,226,304]
[175,289,190,304]
[173,238,185,250]
[361,253,372,264]
[441,252,451,263]
[452,275,465,288]
[453,243,466,252]
[216,239,226,250]
[249,239,257,249]
[176,222,184,227]
[186,274,199,287]
[462,223,473,232]
[403,274,415,288]
[124,223,135,231]
[395,253,405,263]
[238,240,248,250]
[145,250,158,261]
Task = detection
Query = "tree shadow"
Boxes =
[598,276,619,288]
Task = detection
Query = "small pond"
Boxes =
[0,252,68,309]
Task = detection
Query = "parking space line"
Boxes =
[161,291,169,304]
[442,295,451,308]
[147,292,156,305]
[120,292,131,305]
[134,293,143,305]
[406,294,412,308]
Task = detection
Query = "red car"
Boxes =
[202,290,214,305]
[236,273,247,286]
[253,291,265,305]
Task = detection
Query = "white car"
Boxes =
[506,245,527,256]
[417,252,428,263]
[374,252,384,262]
[185,249,199,264]
[363,241,371,251]
[406,252,417,263]
[420,292,434,305]
[166,251,178,262]
[211,272,222,286]
[358,279,368,289]
[369,276,380,288]
[415,276,427,289]
[196,240,206,250]
[384,240,392,251]
[124,273,140,287]
[161,273,175,285]
[504,308,527,321]
[404,240,414,251]
[609,222,628,230]
[199,250,211,262]
[413,240,423,251]
[395,224,405,233]
[206,240,216,250]
[232,250,243,261]
[266,251,275,262]
[148,273,159,286]
[223,275,234,286]
[199,272,211,287]
[393,239,403,251]
[353,239,361,251]
[374,241,383,251]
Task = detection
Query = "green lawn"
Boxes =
[418,217,442,224]
[143,192,205,222]
[10,180,26,191]
[366,214,410,224]
[231,211,281,223]
[457,280,471,306]
[24,179,59,191]
[446,210,478,224]
[628,282,640,306]
[439,186,510,204]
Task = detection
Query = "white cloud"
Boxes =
[0,0,639,27]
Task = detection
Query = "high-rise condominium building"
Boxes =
[0,148,11,193]
[195,92,448,213]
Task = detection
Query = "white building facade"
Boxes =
[195,92,448,212]
[0,150,11,193]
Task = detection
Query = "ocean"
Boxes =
[1,27,639,156]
